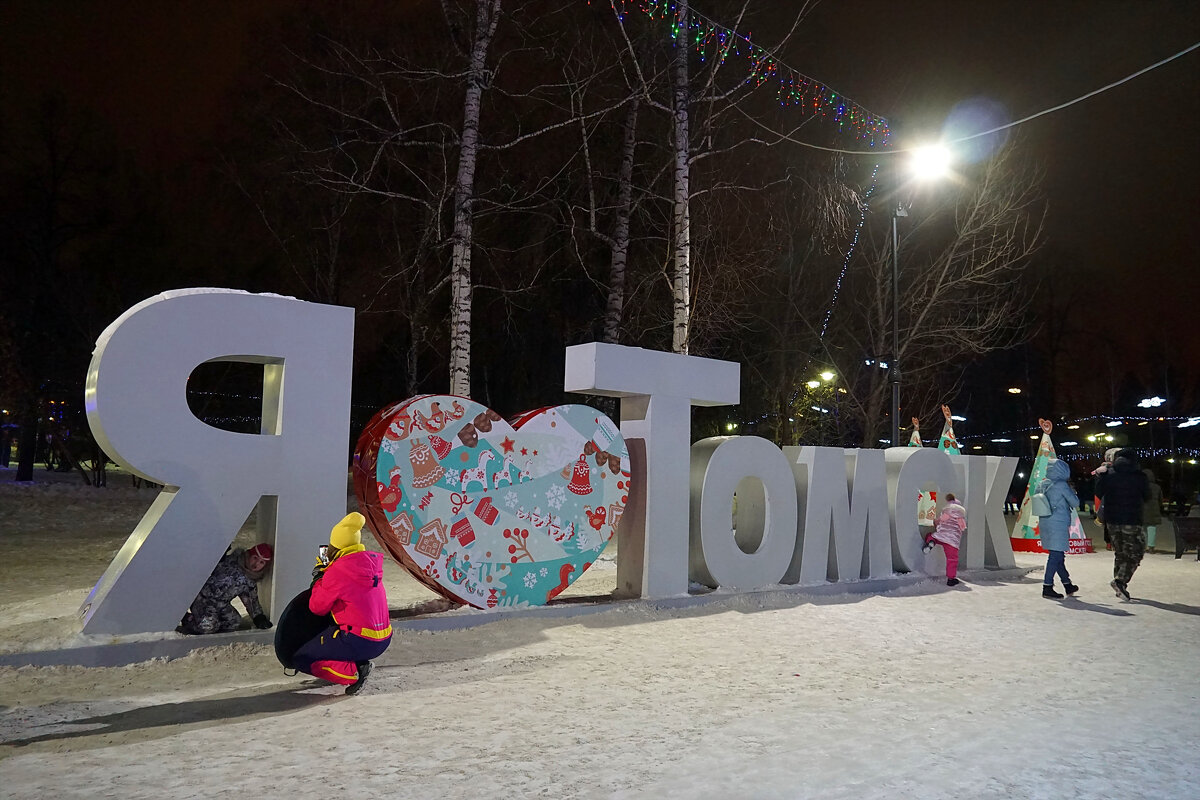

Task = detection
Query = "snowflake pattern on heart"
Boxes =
[354,396,630,609]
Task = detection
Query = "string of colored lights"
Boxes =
[735,39,1200,156]
[599,0,891,145]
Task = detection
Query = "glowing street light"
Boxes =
[889,143,952,448]
[1137,396,1166,408]
[909,144,953,181]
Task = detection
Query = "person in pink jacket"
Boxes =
[922,493,967,587]
[293,512,392,695]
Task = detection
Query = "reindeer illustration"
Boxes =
[493,454,518,489]
[459,450,496,492]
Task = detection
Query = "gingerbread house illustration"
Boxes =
[415,518,449,559]
[389,511,416,544]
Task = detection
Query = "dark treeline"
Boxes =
[9,0,1184,486]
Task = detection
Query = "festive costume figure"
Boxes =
[909,416,937,528]
[178,544,274,634]
[937,405,961,456]
[923,494,967,586]
[907,417,922,448]
[293,512,392,695]
[1012,419,1092,554]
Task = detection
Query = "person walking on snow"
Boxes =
[923,493,967,587]
[292,512,392,695]
[1037,458,1080,599]
[1097,449,1150,600]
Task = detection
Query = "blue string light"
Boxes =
[820,164,878,339]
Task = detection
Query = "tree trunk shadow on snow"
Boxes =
[0,686,343,751]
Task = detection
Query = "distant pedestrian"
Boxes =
[1142,468,1163,553]
[923,493,967,587]
[1092,447,1119,548]
[1097,449,1150,600]
[1076,473,1094,513]
[1037,459,1079,599]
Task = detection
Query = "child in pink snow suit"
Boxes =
[923,493,967,587]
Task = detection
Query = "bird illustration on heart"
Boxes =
[353,396,630,609]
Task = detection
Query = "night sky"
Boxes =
[2,0,1198,393]
[803,0,1200,372]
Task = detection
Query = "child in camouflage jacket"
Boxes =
[178,543,274,634]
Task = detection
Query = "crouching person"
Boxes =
[293,512,392,695]
[178,543,275,634]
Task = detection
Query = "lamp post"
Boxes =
[888,143,951,447]
[890,204,906,448]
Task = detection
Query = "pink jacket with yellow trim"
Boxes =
[309,549,392,641]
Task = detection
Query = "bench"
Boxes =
[1172,517,1200,560]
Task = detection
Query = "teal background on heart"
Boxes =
[373,397,628,608]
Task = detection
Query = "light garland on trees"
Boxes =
[599,0,891,146]
[820,164,878,339]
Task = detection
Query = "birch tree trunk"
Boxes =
[670,0,691,354]
[602,97,639,344]
[449,0,501,397]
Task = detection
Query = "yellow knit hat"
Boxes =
[330,512,366,551]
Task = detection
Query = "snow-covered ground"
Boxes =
[2,465,1198,799]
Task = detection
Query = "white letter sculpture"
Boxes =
[785,446,893,585]
[82,289,354,635]
[689,436,797,589]
[564,343,739,598]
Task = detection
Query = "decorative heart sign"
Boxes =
[353,395,630,609]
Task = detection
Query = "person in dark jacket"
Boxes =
[292,512,392,695]
[178,543,274,634]
[1097,449,1150,600]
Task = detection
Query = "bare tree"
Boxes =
[834,143,1045,446]
[261,1,612,397]
[602,0,824,354]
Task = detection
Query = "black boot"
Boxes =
[1063,583,1079,596]
[345,661,373,695]
[1042,584,1064,599]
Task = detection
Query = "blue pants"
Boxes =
[1043,549,1070,586]
[293,626,391,685]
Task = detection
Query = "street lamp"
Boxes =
[889,143,953,448]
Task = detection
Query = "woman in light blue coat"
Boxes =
[1038,458,1080,598]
